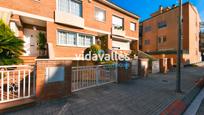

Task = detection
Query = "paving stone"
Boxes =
[4,66,204,115]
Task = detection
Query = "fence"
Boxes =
[131,59,138,76]
[72,64,117,92]
[0,65,36,103]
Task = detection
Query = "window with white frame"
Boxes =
[58,0,82,17]
[112,16,124,30]
[85,36,93,46]
[57,30,95,47]
[67,32,77,45]
[130,22,136,31]
[58,31,67,45]
[95,7,106,22]
[78,34,86,46]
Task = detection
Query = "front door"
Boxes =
[24,29,40,56]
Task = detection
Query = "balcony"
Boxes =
[55,11,84,28]
[111,26,126,37]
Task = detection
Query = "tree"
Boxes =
[0,20,25,65]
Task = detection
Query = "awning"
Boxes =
[0,10,11,25]
[112,35,131,42]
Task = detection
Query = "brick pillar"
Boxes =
[138,58,149,77]
[36,60,72,100]
[117,61,132,82]
[130,40,139,51]
[160,58,168,74]
[107,34,112,51]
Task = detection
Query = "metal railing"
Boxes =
[0,65,36,103]
[72,64,117,92]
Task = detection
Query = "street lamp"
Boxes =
[176,0,183,93]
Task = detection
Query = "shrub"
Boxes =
[0,20,25,65]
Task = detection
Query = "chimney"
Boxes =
[172,4,176,8]
[159,5,163,12]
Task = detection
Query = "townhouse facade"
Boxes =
[200,22,204,60]
[0,0,139,60]
[140,2,201,64]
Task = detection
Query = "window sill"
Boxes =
[112,49,131,51]
[33,0,40,3]
[56,44,90,48]
[95,19,106,23]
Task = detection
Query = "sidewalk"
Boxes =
[5,66,204,115]
[196,97,204,115]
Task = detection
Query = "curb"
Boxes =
[160,77,204,115]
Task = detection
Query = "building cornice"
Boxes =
[0,7,54,22]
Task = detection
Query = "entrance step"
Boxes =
[20,56,36,65]
[0,98,36,113]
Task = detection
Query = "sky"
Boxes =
[110,0,204,22]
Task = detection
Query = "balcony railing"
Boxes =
[55,11,84,28]
[111,25,126,37]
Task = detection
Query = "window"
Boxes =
[112,16,124,30]
[158,21,167,29]
[163,36,167,42]
[58,31,67,45]
[78,34,86,46]
[58,0,82,17]
[67,32,77,45]
[144,26,152,32]
[85,36,93,46]
[158,36,167,44]
[95,7,106,22]
[70,0,82,17]
[130,22,136,31]
[144,40,150,45]
[57,30,94,47]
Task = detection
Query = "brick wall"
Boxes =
[0,0,140,58]
[0,0,139,38]
[36,60,72,100]
[0,0,56,18]
[141,3,201,64]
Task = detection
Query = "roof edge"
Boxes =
[97,0,140,19]
[141,2,192,23]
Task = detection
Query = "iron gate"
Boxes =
[0,65,36,103]
[72,64,117,92]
